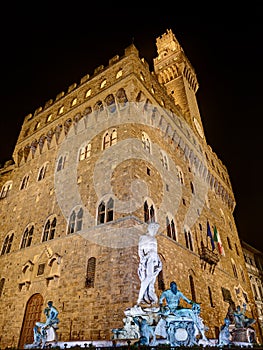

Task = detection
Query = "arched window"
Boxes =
[231,258,238,278]
[0,278,5,297]
[42,217,57,242]
[208,286,214,307]
[166,216,176,241]
[189,275,196,302]
[158,269,165,291]
[102,129,117,150]
[79,143,91,161]
[0,181,12,198]
[68,208,83,234]
[97,198,114,224]
[190,181,195,194]
[116,88,128,108]
[94,100,104,116]
[176,166,184,185]
[20,175,29,190]
[240,267,246,283]
[142,132,151,153]
[21,226,34,249]
[144,199,155,223]
[105,94,116,113]
[1,232,14,255]
[184,228,193,251]
[86,257,96,288]
[37,163,48,181]
[57,154,67,171]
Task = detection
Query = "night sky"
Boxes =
[0,4,262,251]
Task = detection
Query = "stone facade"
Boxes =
[0,29,261,348]
[241,240,263,340]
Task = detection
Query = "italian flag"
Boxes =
[213,225,225,256]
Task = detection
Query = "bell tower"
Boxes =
[153,29,206,141]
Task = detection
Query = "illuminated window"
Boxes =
[100,79,107,88]
[46,114,52,122]
[85,89,91,98]
[58,106,64,114]
[34,121,40,131]
[116,69,122,79]
[102,129,117,150]
[79,143,91,160]
[71,97,77,106]
[140,72,145,81]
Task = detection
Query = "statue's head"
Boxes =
[148,222,160,235]
[170,281,177,293]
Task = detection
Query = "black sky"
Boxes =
[0,3,262,251]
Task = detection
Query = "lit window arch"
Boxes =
[71,97,77,106]
[46,114,52,122]
[102,129,117,150]
[34,121,40,131]
[58,106,64,114]
[100,79,107,88]
[79,143,91,161]
[116,69,123,79]
[85,89,92,98]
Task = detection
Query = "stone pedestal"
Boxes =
[231,327,256,344]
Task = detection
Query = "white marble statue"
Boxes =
[137,222,162,305]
